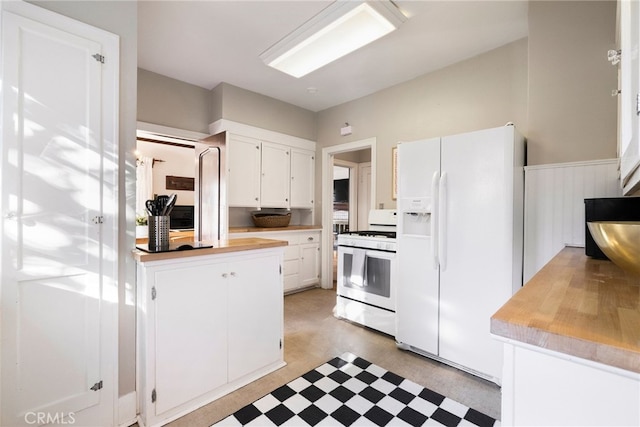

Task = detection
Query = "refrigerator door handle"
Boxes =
[438,171,448,271]
[431,171,440,269]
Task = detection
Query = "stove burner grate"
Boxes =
[341,230,396,239]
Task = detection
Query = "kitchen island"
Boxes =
[491,247,640,426]
[134,238,287,427]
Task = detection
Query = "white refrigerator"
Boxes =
[395,125,524,384]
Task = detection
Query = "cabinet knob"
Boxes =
[230,272,237,277]
[222,273,228,278]
[307,237,313,241]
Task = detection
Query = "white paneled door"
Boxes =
[1,3,119,427]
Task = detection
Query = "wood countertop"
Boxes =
[491,247,640,373]
[229,225,322,233]
[132,237,287,263]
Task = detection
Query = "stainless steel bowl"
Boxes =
[587,221,640,276]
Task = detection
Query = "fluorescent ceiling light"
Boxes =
[260,1,407,78]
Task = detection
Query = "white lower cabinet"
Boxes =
[229,229,321,293]
[154,263,229,415]
[299,243,320,287]
[228,256,283,381]
[500,342,640,426]
[137,248,285,427]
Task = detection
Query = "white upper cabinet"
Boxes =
[619,0,640,194]
[290,148,315,209]
[225,132,315,209]
[227,134,261,207]
[260,141,291,208]
[210,120,316,210]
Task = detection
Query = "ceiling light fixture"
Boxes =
[260,1,407,78]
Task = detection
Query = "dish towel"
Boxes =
[350,249,366,287]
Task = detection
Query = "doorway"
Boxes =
[331,158,372,282]
[321,138,376,289]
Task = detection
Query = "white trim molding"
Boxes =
[137,121,209,143]
[208,119,316,151]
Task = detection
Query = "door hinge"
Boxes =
[152,286,157,300]
[92,216,104,224]
[90,381,103,391]
[279,339,282,349]
[151,389,157,403]
[92,53,105,63]
[279,265,282,275]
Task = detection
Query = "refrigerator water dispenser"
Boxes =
[401,212,431,236]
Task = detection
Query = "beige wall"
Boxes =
[212,82,317,141]
[317,38,529,209]
[527,1,617,164]
[136,76,317,141]
[30,0,139,397]
[136,141,196,206]
[138,68,212,134]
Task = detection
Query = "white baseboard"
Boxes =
[118,391,137,427]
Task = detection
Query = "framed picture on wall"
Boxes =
[392,146,398,200]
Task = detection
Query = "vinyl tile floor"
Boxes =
[166,287,501,427]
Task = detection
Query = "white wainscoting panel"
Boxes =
[524,160,620,283]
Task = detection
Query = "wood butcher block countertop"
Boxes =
[491,247,640,374]
[132,237,288,263]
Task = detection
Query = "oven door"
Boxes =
[337,245,396,311]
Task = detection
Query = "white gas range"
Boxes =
[335,209,397,336]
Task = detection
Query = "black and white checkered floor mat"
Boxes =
[213,352,499,426]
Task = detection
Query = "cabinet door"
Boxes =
[261,141,290,208]
[620,0,640,193]
[227,255,282,381]
[290,148,315,209]
[154,263,228,415]
[299,243,320,286]
[1,6,118,426]
[228,134,261,207]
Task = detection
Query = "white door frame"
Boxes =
[333,159,359,232]
[321,138,376,289]
[357,162,372,230]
